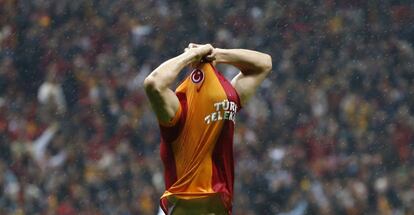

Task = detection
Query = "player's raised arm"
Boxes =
[143,44,213,124]
[211,48,272,106]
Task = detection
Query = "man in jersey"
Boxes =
[144,43,272,215]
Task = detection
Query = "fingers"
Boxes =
[185,43,215,63]
[188,43,202,48]
[184,43,202,53]
[204,53,216,61]
[188,43,213,49]
[186,44,213,53]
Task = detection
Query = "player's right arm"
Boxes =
[144,44,213,124]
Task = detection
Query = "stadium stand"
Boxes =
[0,0,413,214]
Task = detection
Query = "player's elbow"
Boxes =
[144,72,170,97]
[261,54,272,74]
[144,76,159,92]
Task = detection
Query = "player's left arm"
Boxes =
[210,48,272,106]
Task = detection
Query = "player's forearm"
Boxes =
[214,48,272,75]
[144,51,196,91]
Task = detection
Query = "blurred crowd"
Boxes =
[1,0,414,214]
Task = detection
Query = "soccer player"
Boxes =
[144,43,272,215]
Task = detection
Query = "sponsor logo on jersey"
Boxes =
[204,99,238,124]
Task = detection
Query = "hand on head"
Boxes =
[184,43,216,64]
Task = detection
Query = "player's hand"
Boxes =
[184,43,214,62]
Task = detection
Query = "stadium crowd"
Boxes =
[1,0,414,214]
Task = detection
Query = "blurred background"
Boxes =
[1,0,414,214]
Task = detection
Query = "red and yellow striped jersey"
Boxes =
[159,63,241,214]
